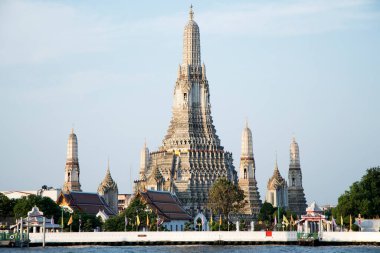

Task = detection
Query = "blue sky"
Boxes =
[0,0,379,205]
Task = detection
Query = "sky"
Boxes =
[0,0,379,206]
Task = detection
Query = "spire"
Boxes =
[189,5,194,20]
[290,136,300,167]
[241,121,253,158]
[182,5,201,66]
[139,141,149,180]
[63,128,81,192]
[98,161,118,194]
[66,129,78,161]
[275,153,279,171]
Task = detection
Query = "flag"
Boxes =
[125,216,128,226]
[136,215,140,226]
[67,215,73,226]
[332,216,337,227]
[146,216,150,226]
[358,214,361,226]
[274,216,277,225]
[51,216,55,225]
[340,215,343,226]
[210,214,213,225]
[283,215,289,226]
[290,215,294,225]
[219,214,222,226]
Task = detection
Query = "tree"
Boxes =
[332,167,380,222]
[207,178,245,217]
[258,202,275,223]
[104,197,158,231]
[13,195,61,220]
[0,193,16,219]
[66,213,102,232]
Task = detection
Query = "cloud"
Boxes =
[197,0,380,36]
[0,0,378,66]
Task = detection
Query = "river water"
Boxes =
[0,245,379,253]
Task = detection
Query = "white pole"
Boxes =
[43,217,46,248]
[20,217,23,248]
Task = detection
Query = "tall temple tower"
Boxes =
[135,6,237,216]
[287,137,307,215]
[139,142,149,181]
[98,161,119,214]
[63,129,82,193]
[238,122,262,216]
[266,159,288,208]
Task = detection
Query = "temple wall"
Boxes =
[29,231,380,244]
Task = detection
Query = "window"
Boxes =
[292,178,295,186]
[244,168,247,179]
[184,93,187,101]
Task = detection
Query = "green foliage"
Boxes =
[332,167,380,221]
[207,178,245,217]
[0,193,16,219]
[104,197,158,231]
[184,221,193,231]
[13,195,61,220]
[258,202,275,223]
[65,213,102,232]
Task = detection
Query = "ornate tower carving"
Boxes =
[238,122,262,215]
[287,137,307,215]
[135,6,237,217]
[63,128,82,193]
[266,159,288,208]
[98,161,118,214]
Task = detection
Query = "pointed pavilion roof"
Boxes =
[267,159,286,190]
[98,162,118,194]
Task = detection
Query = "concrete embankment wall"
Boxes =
[321,232,380,243]
[29,231,297,245]
[29,231,380,246]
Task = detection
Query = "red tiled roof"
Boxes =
[62,191,116,216]
[139,190,191,222]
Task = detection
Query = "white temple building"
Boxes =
[266,159,288,209]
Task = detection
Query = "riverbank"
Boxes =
[27,231,380,246]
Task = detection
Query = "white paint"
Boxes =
[321,232,380,242]
[28,231,380,244]
[29,231,298,243]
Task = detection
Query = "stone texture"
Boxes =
[266,160,288,208]
[135,6,237,217]
[63,128,82,193]
[287,137,307,215]
[238,122,262,215]
[98,163,119,214]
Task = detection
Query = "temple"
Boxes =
[266,159,288,209]
[63,129,81,193]
[238,122,262,216]
[287,137,307,215]
[134,6,237,217]
[97,161,119,214]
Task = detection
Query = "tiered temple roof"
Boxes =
[137,190,192,221]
